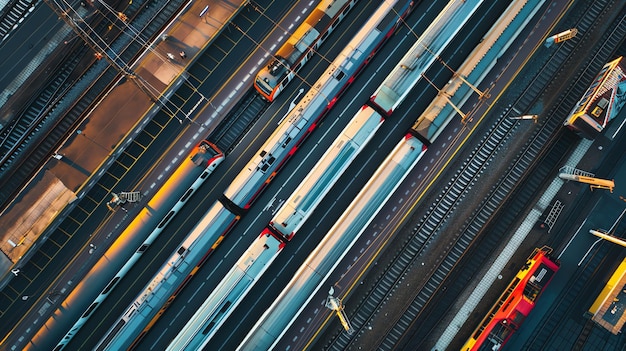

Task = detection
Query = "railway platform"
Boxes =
[0,0,245,272]
[433,108,626,350]
[589,257,626,335]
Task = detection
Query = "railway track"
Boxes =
[521,118,626,350]
[208,88,268,154]
[0,0,187,212]
[391,2,626,350]
[323,0,624,349]
[0,0,40,46]
[409,3,626,347]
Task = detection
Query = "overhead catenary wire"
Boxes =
[94,0,218,122]
[45,0,190,121]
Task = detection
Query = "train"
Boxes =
[461,247,560,351]
[240,0,542,347]
[238,134,427,350]
[166,232,284,351]
[93,0,416,349]
[253,0,357,102]
[563,56,626,139]
[93,201,239,351]
[269,104,384,241]
[25,141,224,351]
[169,0,491,348]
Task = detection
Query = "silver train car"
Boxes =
[270,105,384,241]
[165,232,284,351]
[369,0,484,116]
[238,134,427,350]
[94,201,238,351]
[32,141,224,351]
[253,0,358,101]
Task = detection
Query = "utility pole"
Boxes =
[326,287,354,334]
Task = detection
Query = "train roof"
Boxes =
[589,257,626,334]
[376,0,408,31]
[370,0,482,114]
[264,0,352,73]
[564,56,626,138]
[271,106,383,237]
[467,248,559,351]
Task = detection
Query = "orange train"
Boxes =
[462,247,560,351]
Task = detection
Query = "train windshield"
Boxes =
[268,58,286,76]
[255,76,274,95]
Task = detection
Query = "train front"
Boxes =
[254,56,288,101]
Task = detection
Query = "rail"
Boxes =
[324,0,622,349]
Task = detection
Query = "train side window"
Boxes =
[180,188,193,202]
[137,244,149,253]
[282,137,292,147]
[102,277,120,295]
[335,71,345,81]
[158,211,175,228]
[203,321,216,335]
[82,302,100,318]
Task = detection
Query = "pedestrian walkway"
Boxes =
[0,0,246,279]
